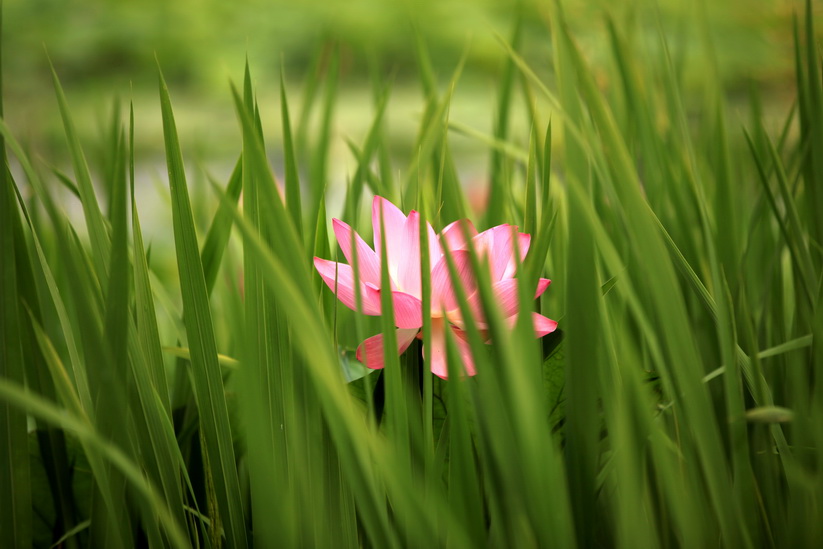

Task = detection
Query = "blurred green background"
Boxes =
[4,0,811,167]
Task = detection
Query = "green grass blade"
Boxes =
[200,157,243,296]
[484,18,521,227]
[129,101,190,539]
[308,48,339,233]
[350,85,391,202]
[157,64,248,548]
[0,378,189,549]
[549,4,752,545]
[210,179,400,548]
[281,67,303,240]
[9,189,79,547]
[0,11,32,542]
[49,61,111,283]
[0,87,33,549]
[237,64,297,546]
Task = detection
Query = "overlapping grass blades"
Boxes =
[0,5,32,545]
[158,66,247,548]
[1,1,822,547]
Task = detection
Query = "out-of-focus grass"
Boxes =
[7,0,816,164]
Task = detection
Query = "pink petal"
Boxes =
[462,290,488,329]
[397,211,423,297]
[430,250,477,312]
[332,218,382,287]
[535,278,551,298]
[389,291,424,329]
[372,196,408,277]
[426,321,476,379]
[506,312,558,337]
[531,313,558,337]
[451,328,477,376]
[356,328,419,370]
[460,279,551,330]
[503,233,531,279]
[440,219,478,252]
[492,279,521,318]
[427,319,448,378]
[473,224,516,281]
[313,258,381,315]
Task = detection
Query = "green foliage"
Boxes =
[2,1,823,547]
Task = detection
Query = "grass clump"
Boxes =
[1,2,822,548]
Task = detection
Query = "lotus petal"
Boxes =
[313,257,381,315]
[332,218,382,287]
[440,218,478,252]
[356,328,419,370]
[372,196,408,279]
[430,250,477,312]
[427,320,476,379]
[389,291,424,329]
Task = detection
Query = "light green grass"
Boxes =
[1,1,822,548]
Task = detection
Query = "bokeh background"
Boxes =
[6,0,810,171]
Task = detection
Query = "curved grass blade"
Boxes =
[0,378,189,549]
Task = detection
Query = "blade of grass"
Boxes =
[0,53,33,549]
[549,4,751,545]
[157,63,248,548]
[49,60,111,283]
[0,378,189,549]
[128,101,191,541]
[484,17,522,227]
[238,63,296,547]
[200,157,243,296]
[281,67,303,240]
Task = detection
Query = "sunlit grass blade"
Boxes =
[26,311,136,547]
[442,330,484,547]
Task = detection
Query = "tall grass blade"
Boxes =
[0,378,189,549]
[200,157,242,296]
[484,18,521,226]
[157,64,248,548]
[0,14,33,541]
[281,67,303,240]
[49,61,111,283]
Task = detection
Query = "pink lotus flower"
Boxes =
[313,196,557,379]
